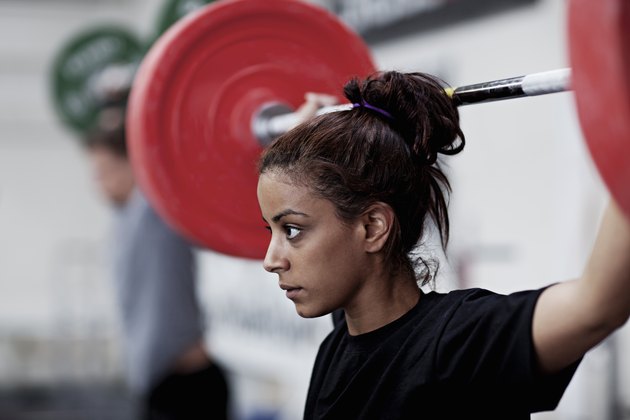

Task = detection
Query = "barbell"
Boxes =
[126,0,630,259]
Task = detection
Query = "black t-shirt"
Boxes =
[305,288,580,419]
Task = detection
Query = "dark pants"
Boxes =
[144,363,229,420]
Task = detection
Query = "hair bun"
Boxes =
[343,71,465,166]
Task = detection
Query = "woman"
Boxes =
[256,71,630,418]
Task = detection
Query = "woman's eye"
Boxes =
[286,226,301,240]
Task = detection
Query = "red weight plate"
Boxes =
[569,0,630,217]
[128,0,376,258]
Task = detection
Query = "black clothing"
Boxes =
[306,288,580,419]
[145,363,229,420]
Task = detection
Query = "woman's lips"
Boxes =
[285,288,302,300]
[280,283,302,300]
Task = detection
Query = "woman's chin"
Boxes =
[295,304,329,319]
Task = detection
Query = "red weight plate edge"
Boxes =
[569,0,630,218]
[127,0,377,258]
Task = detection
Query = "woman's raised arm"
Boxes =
[533,199,630,373]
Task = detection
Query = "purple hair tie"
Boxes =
[352,101,394,121]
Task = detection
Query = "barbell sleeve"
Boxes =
[450,68,571,105]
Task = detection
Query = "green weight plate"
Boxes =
[50,26,143,133]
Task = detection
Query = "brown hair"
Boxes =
[258,71,464,284]
[83,106,127,158]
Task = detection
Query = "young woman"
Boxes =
[256,71,630,418]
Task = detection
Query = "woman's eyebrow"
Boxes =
[272,209,309,223]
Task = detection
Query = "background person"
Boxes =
[84,107,230,420]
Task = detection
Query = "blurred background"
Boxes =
[1,0,629,419]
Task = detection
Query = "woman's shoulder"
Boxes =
[423,286,544,309]
[420,287,497,312]
[424,286,496,299]
[410,286,546,343]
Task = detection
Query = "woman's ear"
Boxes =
[360,202,395,253]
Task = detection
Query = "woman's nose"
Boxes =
[263,237,289,273]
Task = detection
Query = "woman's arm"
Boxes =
[533,199,630,373]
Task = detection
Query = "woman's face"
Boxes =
[257,171,370,318]
[87,146,135,207]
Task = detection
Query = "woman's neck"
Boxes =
[344,268,421,336]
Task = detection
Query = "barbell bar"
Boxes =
[127,0,630,259]
[253,68,573,146]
